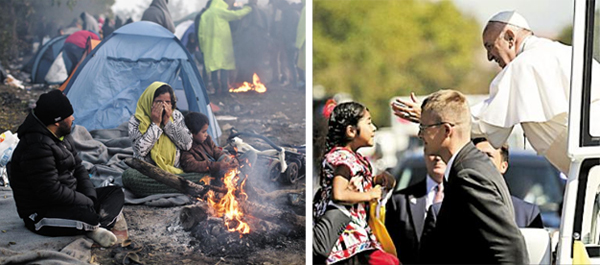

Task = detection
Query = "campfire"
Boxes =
[205,168,250,234]
[229,73,267,93]
[124,157,305,257]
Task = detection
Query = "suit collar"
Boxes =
[444,143,467,181]
[409,194,427,240]
[446,142,477,181]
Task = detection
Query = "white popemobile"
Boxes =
[536,0,600,264]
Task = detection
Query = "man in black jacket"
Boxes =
[8,90,124,247]
[472,137,544,228]
[418,89,528,264]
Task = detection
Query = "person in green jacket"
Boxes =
[199,0,252,95]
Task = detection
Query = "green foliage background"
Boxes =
[313,0,495,127]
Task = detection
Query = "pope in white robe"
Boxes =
[393,11,600,174]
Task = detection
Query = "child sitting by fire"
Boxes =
[180,112,238,184]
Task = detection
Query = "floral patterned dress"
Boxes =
[313,147,382,264]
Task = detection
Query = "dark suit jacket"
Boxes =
[512,196,544,228]
[385,178,428,264]
[419,143,529,264]
[427,196,544,229]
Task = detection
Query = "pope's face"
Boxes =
[482,24,516,69]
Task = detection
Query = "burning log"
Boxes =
[244,181,305,209]
[124,158,225,198]
[241,201,305,232]
[254,187,304,202]
[179,200,304,235]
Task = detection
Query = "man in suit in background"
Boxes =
[472,137,544,228]
[418,89,528,264]
[386,154,445,264]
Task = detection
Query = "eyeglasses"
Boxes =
[418,122,455,132]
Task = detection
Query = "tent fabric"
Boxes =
[58,38,100,92]
[23,35,69,84]
[175,20,193,40]
[44,51,68,84]
[63,21,221,142]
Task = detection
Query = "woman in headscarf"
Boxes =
[122,82,196,197]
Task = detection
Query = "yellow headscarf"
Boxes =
[134,82,183,174]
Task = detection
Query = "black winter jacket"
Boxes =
[8,113,96,219]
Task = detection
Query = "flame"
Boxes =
[229,73,267,93]
[206,168,250,234]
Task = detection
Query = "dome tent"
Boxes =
[63,21,220,141]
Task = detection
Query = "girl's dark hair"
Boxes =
[153,84,177,110]
[314,101,367,180]
[184,112,209,135]
[325,102,367,152]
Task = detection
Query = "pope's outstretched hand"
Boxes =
[391,92,421,124]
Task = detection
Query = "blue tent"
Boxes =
[22,35,71,84]
[180,22,195,48]
[64,21,221,141]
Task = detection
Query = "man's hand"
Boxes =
[374,171,396,191]
[151,101,163,126]
[391,92,421,123]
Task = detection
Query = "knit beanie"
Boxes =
[34,90,74,126]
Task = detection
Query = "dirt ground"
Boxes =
[0,81,307,265]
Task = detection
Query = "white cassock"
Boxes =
[472,36,600,174]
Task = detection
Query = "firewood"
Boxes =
[241,201,305,230]
[258,189,304,202]
[124,158,225,198]
[246,215,284,234]
[244,181,304,203]
[180,201,305,233]
[180,202,213,231]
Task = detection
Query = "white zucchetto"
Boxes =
[488,11,531,30]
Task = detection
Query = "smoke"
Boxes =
[30,0,114,39]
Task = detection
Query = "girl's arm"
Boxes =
[332,175,381,204]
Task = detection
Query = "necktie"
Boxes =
[434,183,444,203]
